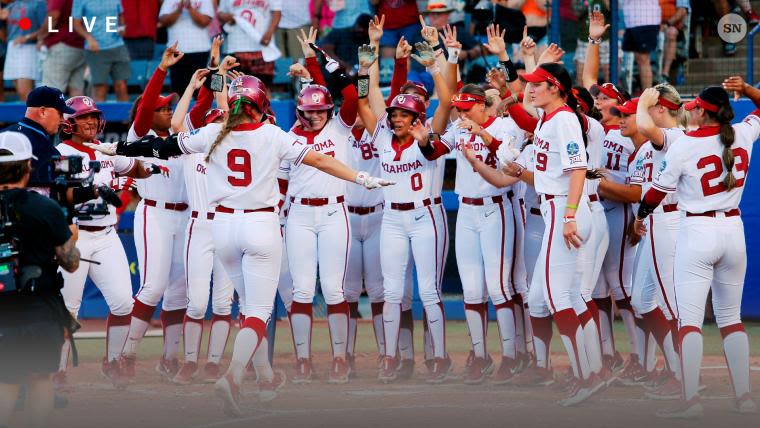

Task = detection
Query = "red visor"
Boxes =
[156,93,179,109]
[591,83,626,104]
[520,67,564,92]
[452,92,485,110]
[658,97,681,111]
[401,81,429,100]
[611,98,639,116]
[684,96,719,113]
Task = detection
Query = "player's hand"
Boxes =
[537,43,565,65]
[96,185,123,208]
[632,217,648,239]
[409,119,430,142]
[160,42,184,70]
[210,34,224,67]
[395,36,413,59]
[502,161,524,177]
[86,36,100,53]
[486,67,508,91]
[219,55,239,72]
[368,15,385,44]
[297,26,319,58]
[638,87,660,108]
[288,63,311,80]
[355,171,395,189]
[722,76,748,100]
[442,24,461,50]
[588,10,610,40]
[419,15,440,46]
[519,26,536,60]
[85,142,118,156]
[563,221,583,249]
[458,118,482,135]
[482,24,507,57]
[358,44,378,71]
[411,41,436,67]
[227,69,245,81]
[462,143,478,164]
[190,68,210,90]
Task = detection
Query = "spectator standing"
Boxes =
[0,0,46,101]
[218,0,281,86]
[122,0,159,60]
[72,0,131,101]
[574,0,611,86]
[330,0,371,30]
[159,0,214,94]
[659,0,689,83]
[38,0,86,96]
[622,0,661,92]
[372,0,421,58]
[318,13,371,73]
[421,1,480,63]
[276,0,314,59]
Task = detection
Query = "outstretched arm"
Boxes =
[598,179,642,203]
[303,150,392,188]
[134,43,184,137]
[367,15,391,116]
[582,11,609,90]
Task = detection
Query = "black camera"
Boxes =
[45,155,112,221]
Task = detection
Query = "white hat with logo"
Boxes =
[0,132,37,162]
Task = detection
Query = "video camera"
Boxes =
[45,155,113,221]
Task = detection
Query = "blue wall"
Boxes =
[3,100,758,319]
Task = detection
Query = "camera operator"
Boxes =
[0,132,80,428]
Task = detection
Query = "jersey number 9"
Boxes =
[227,149,252,187]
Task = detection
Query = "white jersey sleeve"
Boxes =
[652,141,684,194]
[177,123,223,155]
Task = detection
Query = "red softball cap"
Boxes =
[611,98,639,116]
[519,65,565,92]
[155,93,179,109]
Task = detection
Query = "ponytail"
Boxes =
[205,105,250,162]
[708,105,737,190]
[565,89,589,147]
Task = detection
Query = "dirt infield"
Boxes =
[22,321,760,428]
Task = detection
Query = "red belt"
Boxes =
[461,195,504,206]
[662,204,678,213]
[434,196,442,204]
[347,205,382,215]
[78,225,109,232]
[530,208,541,216]
[686,208,740,218]
[144,199,188,212]
[589,194,599,202]
[290,195,345,206]
[215,206,275,214]
[191,211,216,220]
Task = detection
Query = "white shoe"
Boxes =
[735,394,758,414]
[215,373,242,417]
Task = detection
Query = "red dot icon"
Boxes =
[19,17,32,31]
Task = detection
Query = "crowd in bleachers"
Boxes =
[0,0,757,103]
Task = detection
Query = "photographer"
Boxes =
[0,132,80,428]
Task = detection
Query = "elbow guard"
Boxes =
[116,134,183,159]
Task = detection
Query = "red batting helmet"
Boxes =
[296,85,334,128]
[228,75,270,116]
[386,93,426,126]
[62,96,105,135]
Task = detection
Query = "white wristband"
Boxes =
[426,63,441,75]
[355,171,368,185]
[447,47,460,64]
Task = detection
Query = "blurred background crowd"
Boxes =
[0,0,757,104]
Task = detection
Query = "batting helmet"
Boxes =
[228,75,270,116]
[296,85,334,129]
[386,93,426,126]
[203,108,227,125]
[62,96,105,135]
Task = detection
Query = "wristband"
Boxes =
[563,216,576,224]
[499,60,518,82]
[447,47,461,64]
[565,203,578,210]
[588,37,602,45]
[357,75,369,99]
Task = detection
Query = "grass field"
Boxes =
[29,319,759,428]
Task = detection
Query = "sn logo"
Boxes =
[723,22,744,33]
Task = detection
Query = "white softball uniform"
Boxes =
[516,145,544,291]
[57,141,134,318]
[652,115,760,330]
[344,128,384,304]
[444,116,524,305]
[177,122,310,321]
[128,125,189,311]
[594,126,637,303]
[581,117,609,302]
[281,118,353,306]
[527,107,590,316]
[510,181,529,296]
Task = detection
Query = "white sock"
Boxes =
[722,327,750,398]
[582,318,604,374]
[681,328,703,401]
[465,303,486,358]
[618,305,638,360]
[252,336,274,382]
[663,329,681,380]
[229,327,263,384]
[398,309,414,360]
[347,302,359,357]
[123,317,150,356]
[106,314,131,362]
[371,302,385,356]
[423,313,434,361]
[59,338,71,372]
[424,303,446,359]
[634,316,647,365]
[183,318,203,363]
[207,315,231,364]
[327,303,349,359]
[513,302,527,355]
[495,302,516,359]
[383,303,401,358]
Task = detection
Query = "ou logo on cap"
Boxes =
[398,95,406,103]
[82,97,93,106]
[311,93,321,103]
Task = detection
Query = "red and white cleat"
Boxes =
[491,357,517,385]
[511,366,555,387]
[735,393,758,414]
[291,358,313,385]
[463,356,489,385]
[558,379,594,407]
[378,356,398,383]
[172,361,198,385]
[328,357,350,384]
[645,376,681,401]
[120,355,137,382]
[101,358,128,389]
[215,373,242,418]
[656,397,703,419]
[258,369,286,402]
[427,357,453,384]
[617,356,647,386]
[202,362,222,383]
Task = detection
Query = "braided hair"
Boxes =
[205,101,252,163]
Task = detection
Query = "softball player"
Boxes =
[91,75,389,416]
[56,96,155,388]
[444,84,526,385]
[508,63,603,405]
[120,46,190,381]
[168,71,235,385]
[635,82,759,418]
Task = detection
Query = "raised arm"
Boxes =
[582,11,610,90]
[483,24,523,96]
[172,69,210,132]
[134,43,184,137]
[411,42,450,134]
[441,24,461,95]
[298,27,328,86]
[635,88,666,148]
[387,42,410,105]
[357,44,379,135]
[367,15,393,116]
